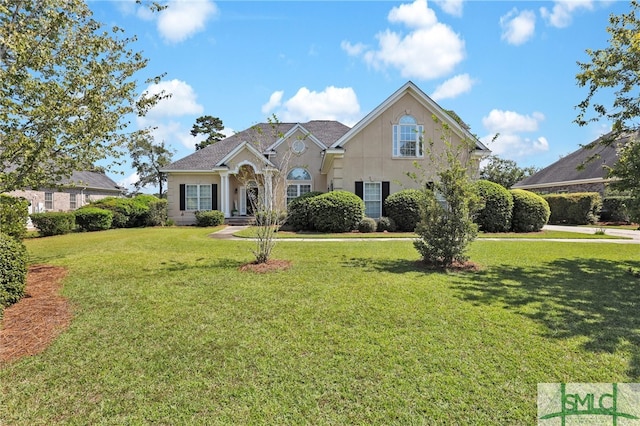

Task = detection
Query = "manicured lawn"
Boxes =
[234,227,629,240]
[1,227,639,424]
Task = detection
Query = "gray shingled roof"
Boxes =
[514,139,621,188]
[65,171,123,191]
[164,121,351,171]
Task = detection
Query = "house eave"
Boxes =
[513,177,615,190]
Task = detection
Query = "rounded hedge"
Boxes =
[377,216,397,232]
[30,212,76,236]
[384,189,424,232]
[194,210,225,227]
[510,189,550,232]
[286,191,324,231]
[0,234,27,310]
[308,191,364,233]
[474,180,513,233]
[358,217,377,233]
[75,207,113,231]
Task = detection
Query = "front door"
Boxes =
[246,184,258,216]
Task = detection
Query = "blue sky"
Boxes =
[87,0,628,190]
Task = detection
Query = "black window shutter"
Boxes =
[179,184,186,210]
[355,181,363,199]
[382,181,390,216]
[212,184,218,211]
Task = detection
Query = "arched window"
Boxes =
[393,115,424,158]
[286,168,312,204]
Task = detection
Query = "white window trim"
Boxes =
[363,182,382,218]
[392,118,424,158]
[44,192,54,210]
[185,184,212,211]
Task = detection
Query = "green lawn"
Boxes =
[234,227,628,240]
[1,227,639,424]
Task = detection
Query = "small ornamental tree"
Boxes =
[412,117,483,268]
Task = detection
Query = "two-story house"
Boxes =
[162,81,490,225]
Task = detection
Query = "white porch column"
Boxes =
[220,171,230,217]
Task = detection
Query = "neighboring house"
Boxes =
[162,81,491,225]
[6,170,124,214]
[513,133,628,195]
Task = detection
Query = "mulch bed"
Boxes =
[239,259,292,273]
[0,265,72,364]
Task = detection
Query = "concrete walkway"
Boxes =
[211,224,640,244]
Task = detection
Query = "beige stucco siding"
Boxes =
[166,173,221,225]
[278,129,327,192]
[340,93,474,194]
[7,188,118,213]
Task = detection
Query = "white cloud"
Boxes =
[431,73,475,101]
[264,86,361,126]
[118,172,140,192]
[157,0,218,43]
[482,109,544,133]
[434,0,464,17]
[343,0,465,80]
[481,109,548,158]
[540,1,594,28]
[261,91,284,114]
[142,79,204,119]
[500,9,536,45]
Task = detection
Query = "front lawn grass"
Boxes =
[1,227,639,424]
[233,227,628,240]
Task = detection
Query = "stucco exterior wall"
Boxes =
[338,93,475,194]
[166,173,221,225]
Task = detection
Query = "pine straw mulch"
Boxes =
[0,265,72,364]
[239,259,292,273]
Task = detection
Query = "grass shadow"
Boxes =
[451,258,640,378]
[158,257,246,272]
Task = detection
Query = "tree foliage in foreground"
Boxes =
[0,0,165,193]
[412,117,483,269]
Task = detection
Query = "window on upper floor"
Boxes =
[393,115,424,158]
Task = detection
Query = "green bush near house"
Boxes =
[308,190,364,233]
[358,217,377,233]
[286,191,324,231]
[474,180,513,233]
[600,196,632,223]
[0,194,29,240]
[194,210,225,227]
[376,216,397,232]
[510,189,550,232]
[89,195,167,228]
[543,192,602,225]
[0,234,27,315]
[384,189,424,232]
[75,207,113,232]
[30,212,76,236]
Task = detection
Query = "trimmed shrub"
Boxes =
[308,191,365,233]
[358,217,377,233]
[0,194,29,240]
[600,196,631,223]
[510,189,550,232]
[30,212,75,236]
[384,189,424,232]
[0,234,27,311]
[75,207,113,231]
[377,216,397,232]
[543,192,601,225]
[194,210,225,227]
[286,191,324,231]
[142,198,168,227]
[474,180,513,232]
[89,196,150,228]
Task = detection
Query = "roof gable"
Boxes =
[331,81,489,152]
